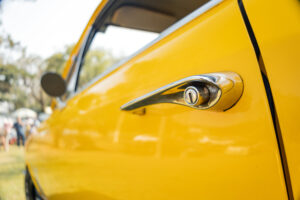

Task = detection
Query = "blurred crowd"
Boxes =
[0,115,40,152]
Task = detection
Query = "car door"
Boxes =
[241,0,300,199]
[27,0,289,199]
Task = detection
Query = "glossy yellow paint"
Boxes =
[26,0,289,199]
[243,0,300,198]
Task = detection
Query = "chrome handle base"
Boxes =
[121,72,243,111]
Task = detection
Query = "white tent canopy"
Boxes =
[12,108,37,118]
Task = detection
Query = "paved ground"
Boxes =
[0,146,25,200]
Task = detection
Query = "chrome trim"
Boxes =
[184,86,210,106]
[121,72,243,111]
[67,26,92,94]
[55,97,66,109]
[57,26,92,108]
[71,0,223,97]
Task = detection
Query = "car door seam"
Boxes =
[237,0,294,199]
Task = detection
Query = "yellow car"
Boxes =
[25,0,300,199]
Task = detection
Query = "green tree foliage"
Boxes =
[0,34,117,112]
[0,33,27,104]
[78,48,116,88]
[0,52,45,111]
[0,33,67,111]
[45,53,66,74]
[44,45,73,74]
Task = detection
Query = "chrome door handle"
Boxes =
[121,72,243,111]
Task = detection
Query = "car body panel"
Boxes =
[26,0,289,199]
[243,0,300,198]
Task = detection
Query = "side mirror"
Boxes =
[41,72,66,97]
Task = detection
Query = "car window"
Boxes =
[73,0,211,93]
[76,26,158,91]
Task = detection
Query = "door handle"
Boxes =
[121,72,243,111]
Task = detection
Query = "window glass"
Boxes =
[77,25,158,90]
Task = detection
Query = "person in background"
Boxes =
[30,117,40,135]
[0,119,12,151]
[0,124,5,151]
[13,117,25,146]
[3,120,12,151]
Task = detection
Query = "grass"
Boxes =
[0,145,26,200]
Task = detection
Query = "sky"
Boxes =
[0,0,158,59]
[1,0,101,58]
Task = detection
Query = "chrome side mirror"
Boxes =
[41,72,66,97]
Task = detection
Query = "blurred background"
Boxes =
[0,0,100,114]
[0,0,100,199]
